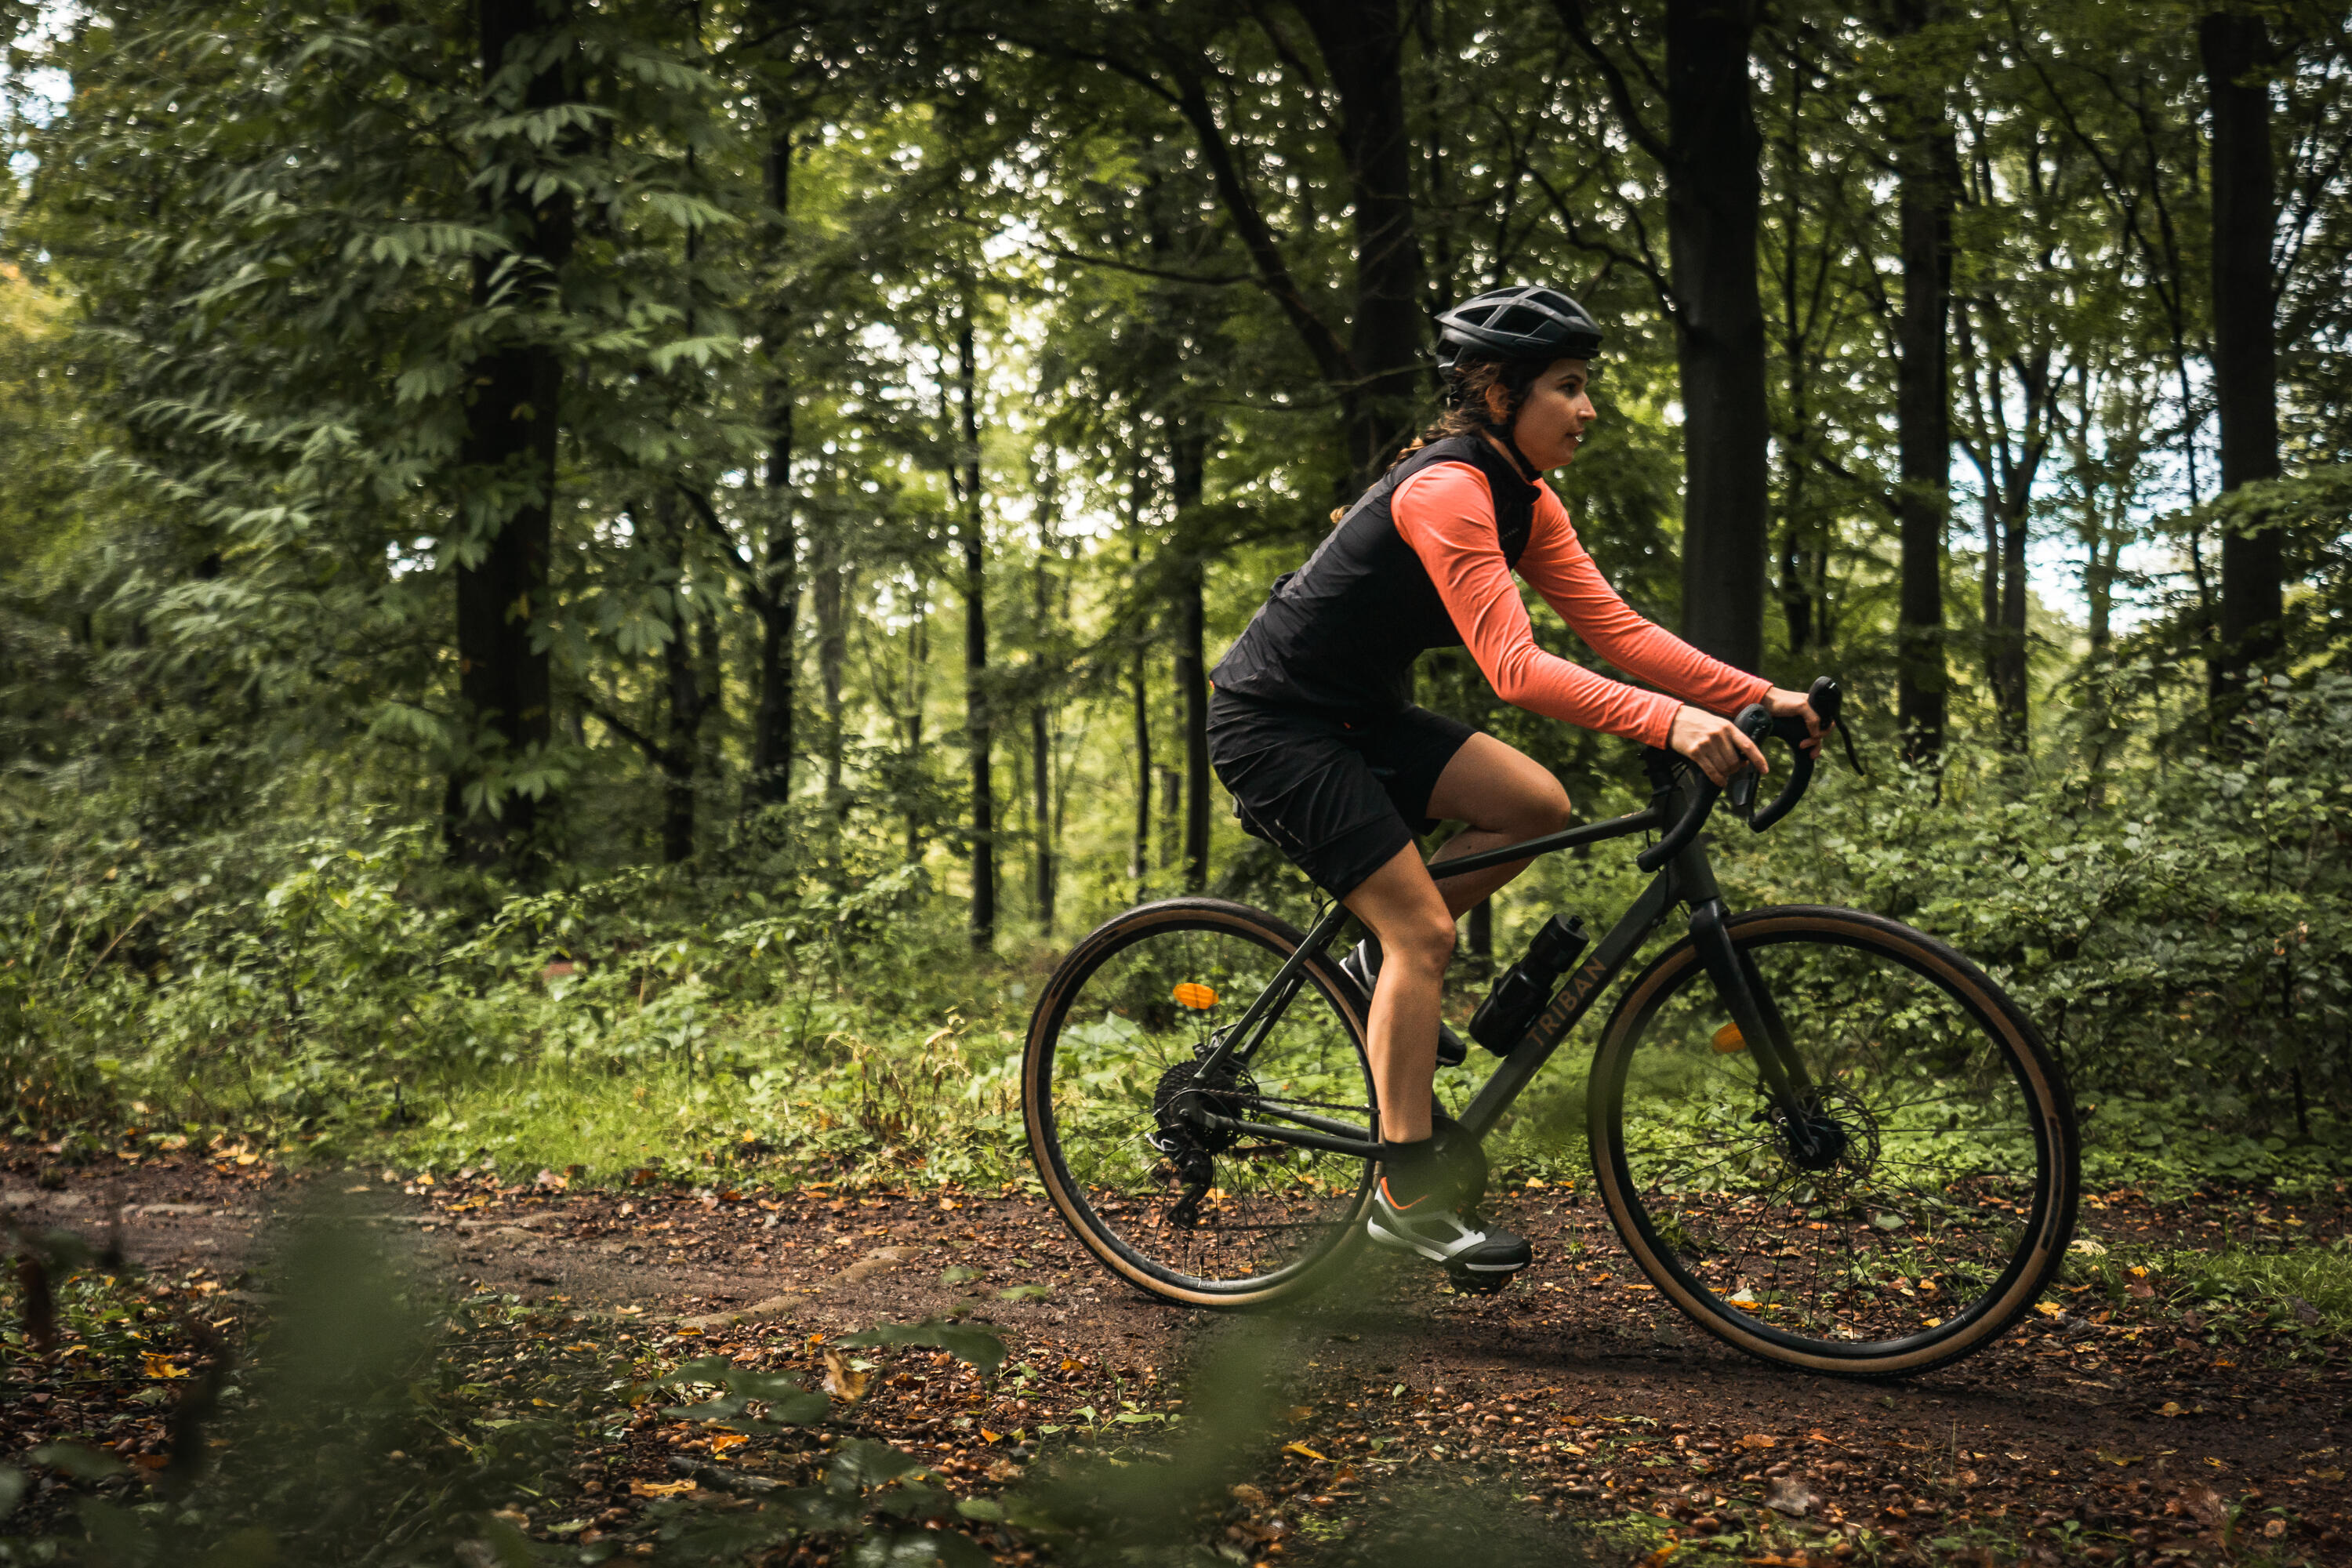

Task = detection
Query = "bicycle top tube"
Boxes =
[1423,803,1665,881]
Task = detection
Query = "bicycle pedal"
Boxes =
[1444,1265,1519,1297]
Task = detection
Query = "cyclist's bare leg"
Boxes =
[1424,732,1573,914]
[1343,734,1570,1142]
[1341,846,1452,1143]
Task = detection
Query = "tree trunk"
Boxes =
[904,587,927,866]
[448,0,574,871]
[1292,0,1426,481]
[812,522,846,807]
[1666,0,1769,672]
[748,118,798,805]
[1171,425,1211,893]
[1030,543,1058,935]
[2202,9,2283,716]
[1893,31,1955,762]
[655,499,704,863]
[1127,460,1152,884]
[954,311,994,949]
[1997,492,2029,752]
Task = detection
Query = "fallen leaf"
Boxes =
[1283,1442,1329,1463]
[1635,1540,1678,1568]
[980,1428,1003,1443]
[1736,1433,1777,1451]
[630,1479,695,1498]
[1283,1405,1314,1423]
[709,1434,748,1454]
[1764,1473,1817,1518]
[822,1349,870,1403]
[1230,1483,1268,1507]
[140,1352,187,1380]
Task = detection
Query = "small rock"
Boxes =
[1765,1473,1817,1518]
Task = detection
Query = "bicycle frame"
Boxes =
[1187,760,1828,1162]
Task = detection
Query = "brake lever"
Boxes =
[1723,703,1773,822]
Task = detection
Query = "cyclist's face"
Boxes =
[1493,359,1597,471]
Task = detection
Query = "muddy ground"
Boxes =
[3,1150,2347,1564]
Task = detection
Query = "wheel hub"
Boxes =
[1764,1087,1879,1177]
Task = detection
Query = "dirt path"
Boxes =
[5,1152,2347,1563]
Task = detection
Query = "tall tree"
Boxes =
[448,0,578,869]
[1558,0,1770,670]
[953,305,995,948]
[1290,0,1426,477]
[1891,1,1956,761]
[747,114,800,805]
[1171,421,1211,892]
[2202,7,2285,713]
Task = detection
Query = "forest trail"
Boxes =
[5,1153,2349,1563]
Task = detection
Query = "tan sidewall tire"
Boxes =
[1588,906,2079,1377]
[1022,898,1376,1310]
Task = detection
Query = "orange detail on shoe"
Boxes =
[1379,1176,1428,1212]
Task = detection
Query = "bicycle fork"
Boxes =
[1686,898,1842,1169]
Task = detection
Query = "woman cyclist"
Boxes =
[1207,285,1827,1283]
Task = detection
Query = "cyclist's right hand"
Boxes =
[1669,704,1769,786]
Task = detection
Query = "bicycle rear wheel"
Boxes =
[1023,898,1377,1308]
[1590,906,2078,1377]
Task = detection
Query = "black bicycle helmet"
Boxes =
[1436,285,1603,376]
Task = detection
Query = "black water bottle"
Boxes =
[1468,914,1589,1056]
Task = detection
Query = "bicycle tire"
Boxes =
[1023,897,1379,1308]
[1588,906,2078,1377]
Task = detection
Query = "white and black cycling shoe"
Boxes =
[1339,940,1468,1068]
[1364,1174,1532,1276]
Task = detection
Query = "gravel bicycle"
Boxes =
[1022,680,2080,1377]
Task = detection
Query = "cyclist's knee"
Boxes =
[1387,911,1457,975]
[1525,782,1572,836]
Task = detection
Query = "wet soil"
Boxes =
[4,1151,2347,1563]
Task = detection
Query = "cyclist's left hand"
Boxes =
[1763,687,1828,757]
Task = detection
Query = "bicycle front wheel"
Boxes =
[1590,906,2078,1377]
[1023,898,1378,1308]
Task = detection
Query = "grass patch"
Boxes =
[366,1035,1033,1191]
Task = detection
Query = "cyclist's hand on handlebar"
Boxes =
[1763,686,1830,757]
[1670,704,1769,786]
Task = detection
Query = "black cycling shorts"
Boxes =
[1207,689,1477,899]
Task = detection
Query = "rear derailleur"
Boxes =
[1145,1055,1258,1228]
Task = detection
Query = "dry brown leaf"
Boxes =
[1737,1433,1778,1451]
[630,1479,695,1498]
[822,1348,870,1403]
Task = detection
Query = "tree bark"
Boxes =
[1892,8,1955,762]
[748,118,799,804]
[954,310,994,949]
[1665,0,1769,672]
[448,0,575,872]
[1030,526,1058,935]
[1291,0,1426,479]
[655,495,705,863]
[1127,459,1152,883]
[812,521,846,806]
[2201,9,2283,714]
[1171,423,1211,892]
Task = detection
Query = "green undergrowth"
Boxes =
[2064,1232,2352,1344]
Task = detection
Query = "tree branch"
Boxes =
[1171,74,1356,391]
[580,691,662,763]
[1546,0,1671,167]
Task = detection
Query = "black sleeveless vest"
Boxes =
[1209,435,1539,717]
